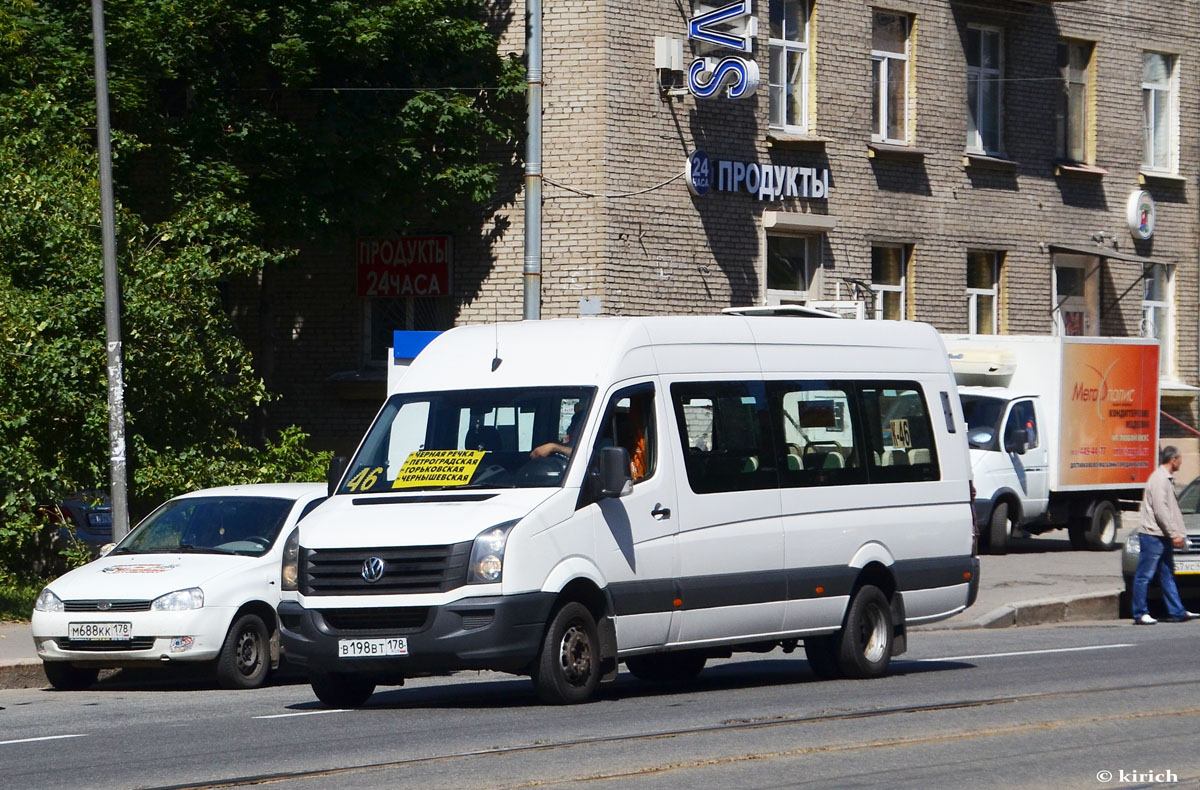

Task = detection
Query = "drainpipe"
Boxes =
[523,0,542,320]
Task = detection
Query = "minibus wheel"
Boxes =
[624,650,706,683]
[533,601,600,704]
[837,585,893,679]
[310,671,376,708]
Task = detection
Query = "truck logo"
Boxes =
[361,557,386,583]
[1074,360,1135,418]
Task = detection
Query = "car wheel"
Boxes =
[987,502,1011,556]
[803,635,843,680]
[310,671,377,708]
[532,601,600,704]
[1085,501,1119,551]
[43,662,100,691]
[624,650,707,683]
[215,614,271,689]
[836,585,894,679]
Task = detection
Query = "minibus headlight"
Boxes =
[281,527,301,591]
[152,587,204,611]
[468,521,519,584]
[34,588,64,613]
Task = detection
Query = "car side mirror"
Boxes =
[327,456,349,497]
[598,446,633,498]
[1004,429,1028,455]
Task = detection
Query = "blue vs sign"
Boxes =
[687,1,760,99]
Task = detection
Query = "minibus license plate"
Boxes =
[339,638,408,658]
[69,622,132,641]
[1176,559,1200,574]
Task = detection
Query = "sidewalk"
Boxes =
[0,527,1141,690]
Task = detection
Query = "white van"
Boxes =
[279,317,978,706]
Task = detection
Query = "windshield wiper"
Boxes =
[178,543,238,556]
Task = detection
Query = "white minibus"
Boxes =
[279,316,978,705]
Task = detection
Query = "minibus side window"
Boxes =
[579,384,657,507]
[671,381,777,494]
[859,382,940,483]
[769,381,867,488]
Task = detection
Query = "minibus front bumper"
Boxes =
[278,593,557,677]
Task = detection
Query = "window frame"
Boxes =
[766,233,822,303]
[1142,51,1178,174]
[966,25,1004,156]
[768,0,812,133]
[967,250,1001,335]
[871,11,911,145]
[1057,39,1094,164]
[1142,263,1175,378]
[1052,256,1098,337]
[870,244,907,321]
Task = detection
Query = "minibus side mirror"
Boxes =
[327,456,349,497]
[1004,429,1028,456]
[598,446,633,498]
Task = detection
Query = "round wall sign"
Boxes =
[686,150,711,196]
[1126,189,1156,240]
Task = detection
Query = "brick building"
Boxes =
[235,0,1200,459]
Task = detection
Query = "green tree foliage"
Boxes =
[0,0,522,584]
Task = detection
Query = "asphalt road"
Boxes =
[3,622,1198,790]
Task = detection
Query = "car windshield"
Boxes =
[110,496,296,557]
[340,387,595,494]
[960,394,1006,450]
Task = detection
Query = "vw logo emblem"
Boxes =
[97,601,111,611]
[361,557,386,583]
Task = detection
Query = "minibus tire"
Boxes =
[216,614,270,689]
[533,601,600,704]
[43,662,100,691]
[310,671,376,708]
[625,650,707,683]
[837,585,894,679]
[987,502,1010,555]
[803,636,843,680]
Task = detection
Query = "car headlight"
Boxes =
[151,588,204,611]
[34,588,63,613]
[281,526,300,591]
[468,521,519,584]
[1126,537,1140,554]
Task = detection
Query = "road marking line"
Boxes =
[253,709,349,720]
[917,643,1135,662]
[0,734,87,746]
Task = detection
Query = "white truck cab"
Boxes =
[279,316,978,706]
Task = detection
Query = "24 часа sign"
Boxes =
[687,150,830,201]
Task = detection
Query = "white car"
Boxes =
[31,483,326,690]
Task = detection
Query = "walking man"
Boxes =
[1132,445,1198,624]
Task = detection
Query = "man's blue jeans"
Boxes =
[1132,533,1187,620]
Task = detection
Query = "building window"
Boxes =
[1057,40,1094,164]
[766,234,820,302]
[966,26,1002,155]
[1052,255,1099,336]
[967,251,1000,335]
[871,11,910,144]
[1142,52,1177,173]
[871,245,906,320]
[1142,263,1175,377]
[769,0,811,131]
[365,297,454,364]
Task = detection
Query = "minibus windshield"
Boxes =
[339,387,596,494]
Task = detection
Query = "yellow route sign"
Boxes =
[392,449,486,488]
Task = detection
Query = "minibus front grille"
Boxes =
[317,607,431,633]
[301,542,472,595]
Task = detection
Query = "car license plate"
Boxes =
[88,512,112,527]
[338,638,408,658]
[1175,559,1200,574]
[69,622,132,641]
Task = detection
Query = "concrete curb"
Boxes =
[970,589,1123,629]
[0,659,47,690]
